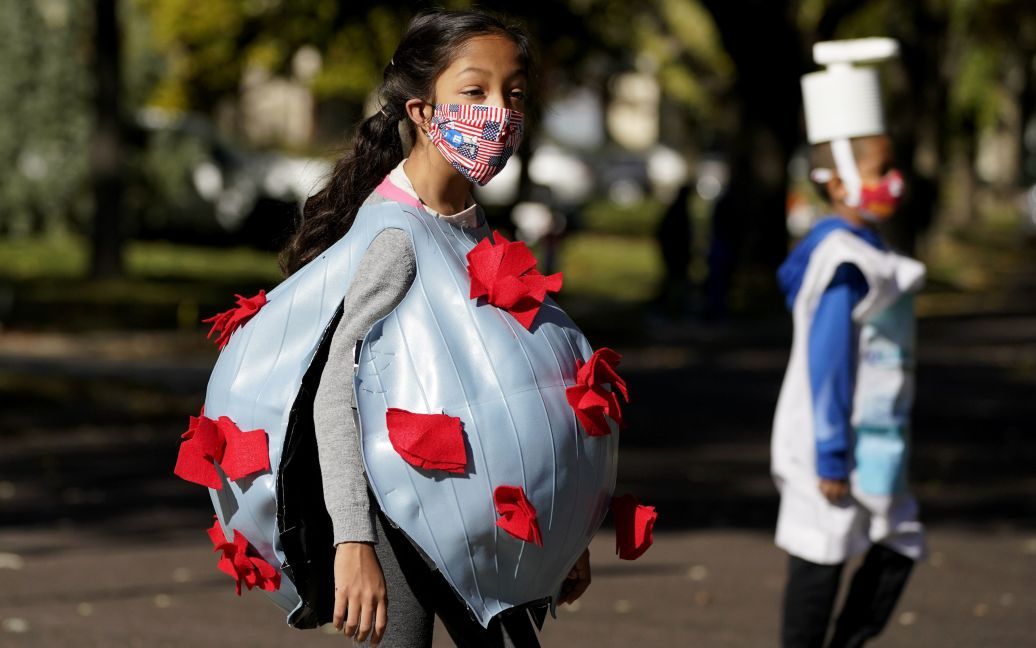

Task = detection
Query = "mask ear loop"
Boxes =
[810,168,834,183]
[830,138,862,207]
[422,101,438,140]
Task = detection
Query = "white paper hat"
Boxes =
[801,38,899,144]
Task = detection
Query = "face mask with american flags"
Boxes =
[427,103,524,186]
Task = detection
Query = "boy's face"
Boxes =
[855,135,894,184]
[826,135,903,221]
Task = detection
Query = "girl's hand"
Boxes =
[819,478,850,504]
[558,548,592,605]
[332,542,388,645]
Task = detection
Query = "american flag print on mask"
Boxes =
[427,103,524,186]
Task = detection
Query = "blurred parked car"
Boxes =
[126,109,331,249]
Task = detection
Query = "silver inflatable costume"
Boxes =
[201,201,618,628]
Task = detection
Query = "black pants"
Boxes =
[781,544,915,648]
[373,510,541,648]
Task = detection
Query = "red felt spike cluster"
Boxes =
[207,517,281,594]
[466,231,562,330]
[566,348,629,437]
[386,408,468,474]
[611,494,657,560]
[202,290,267,350]
[494,485,543,547]
[174,411,270,489]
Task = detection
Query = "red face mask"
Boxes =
[859,169,904,221]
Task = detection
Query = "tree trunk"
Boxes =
[882,3,950,252]
[90,0,124,279]
[700,0,803,309]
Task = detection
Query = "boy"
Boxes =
[772,38,926,648]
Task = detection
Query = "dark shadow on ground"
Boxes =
[1,284,1034,543]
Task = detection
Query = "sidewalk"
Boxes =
[0,523,1032,647]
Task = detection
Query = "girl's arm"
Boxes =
[314,228,415,643]
[313,228,416,543]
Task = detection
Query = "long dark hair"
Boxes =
[279,9,531,275]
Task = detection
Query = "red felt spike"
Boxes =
[566,348,629,437]
[494,485,543,547]
[216,417,270,481]
[207,516,281,595]
[207,515,229,548]
[490,274,533,309]
[465,230,563,330]
[386,408,467,474]
[611,494,657,560]
[173,414,224,489]
[576,348,628,401]
[174,412,269,489]
[202,290,267,350]
[468,237,504,300]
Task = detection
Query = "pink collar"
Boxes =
[374,175,423,209]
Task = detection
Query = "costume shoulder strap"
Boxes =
[798,229,924,323]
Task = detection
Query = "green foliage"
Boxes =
[312,6,410,101]
[0,235,87,279]
[0,0,91,237]
[943,0,1036,132]
[138,0,346,109]
[597,0,733,123]
[952,46,1002,130]
[0,232,658,307]
[581,198,666,237]
[559,232,661,302]
[0,235,280,282]
[134,0,733,115]
[137,0,414,108]
[658,0,730,73]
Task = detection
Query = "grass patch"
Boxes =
[0,236,280,283]
[127,241,281,283]
[0,235,88,279]
[924,217,1030,292]
[581,198,666,237]
[1,231,663,331]
[558,232,661,302]
[3,233,661,303]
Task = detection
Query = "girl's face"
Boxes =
[403,33,527,187]
[433,34,527,111]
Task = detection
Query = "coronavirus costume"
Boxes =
[773,228,926,563]
[174,111,656,631]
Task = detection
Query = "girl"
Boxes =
[279,9,598,647]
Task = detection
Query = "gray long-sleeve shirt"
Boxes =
[312,183,484,546]
[312,227,416,544]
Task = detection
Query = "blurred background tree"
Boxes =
[91,0,127,278]
[0,0,91,238]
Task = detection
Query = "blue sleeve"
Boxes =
[808,263,867,480]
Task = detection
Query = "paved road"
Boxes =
[0,523,1032,647]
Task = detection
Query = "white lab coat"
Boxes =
[772,229,927,565]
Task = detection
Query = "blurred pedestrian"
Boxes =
[772,39,926,648]
[703,185,735,320]
[654,182,694,317]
